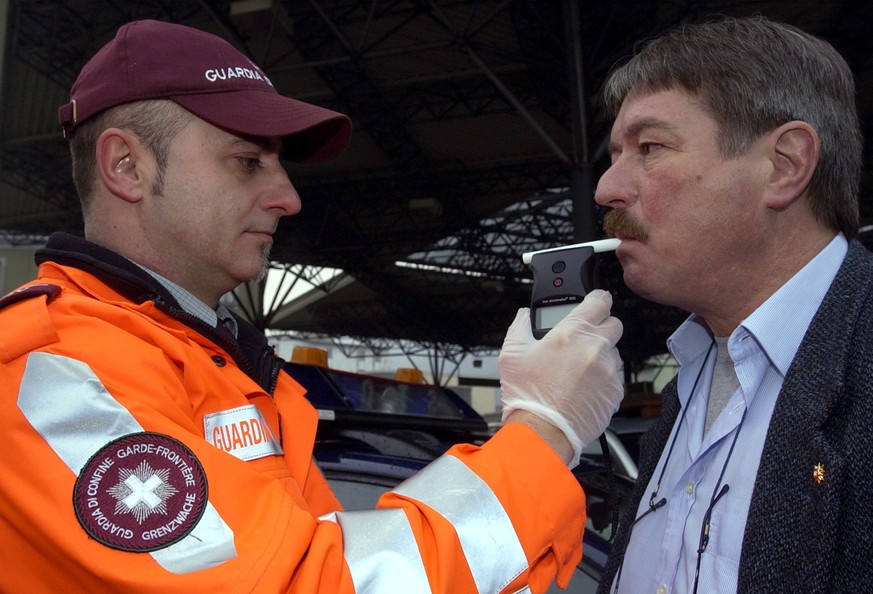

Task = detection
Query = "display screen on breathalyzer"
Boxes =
[535,302,578,331]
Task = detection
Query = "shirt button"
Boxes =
[685,482,695,494]
[211,355,227,367]
[657,585,667,594]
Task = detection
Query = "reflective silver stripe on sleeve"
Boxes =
[151,507,236,574]
[17,352,237,573]
[394,454,528,594]
[320,509,431,593]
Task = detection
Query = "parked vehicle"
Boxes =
[582,416,656,481]
[284,358,635,593]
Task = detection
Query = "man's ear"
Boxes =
[764,121,820,211]
[95,129,145,203]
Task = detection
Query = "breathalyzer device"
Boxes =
[522,238,621,339]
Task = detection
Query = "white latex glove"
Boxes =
[499,289,624,467]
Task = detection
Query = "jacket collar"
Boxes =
[36,232,181,308]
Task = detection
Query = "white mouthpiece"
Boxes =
[522,238,621,265]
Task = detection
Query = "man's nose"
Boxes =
[594,158,635,209]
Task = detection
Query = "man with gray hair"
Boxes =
[595,16,871,593]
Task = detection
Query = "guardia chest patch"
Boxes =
[73,432,208,552]
[203,404,283,461]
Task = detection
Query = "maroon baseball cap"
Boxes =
[58,19,351,164]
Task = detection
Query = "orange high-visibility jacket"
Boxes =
[0,233,587,593]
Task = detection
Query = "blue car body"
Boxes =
[285,361,632,592]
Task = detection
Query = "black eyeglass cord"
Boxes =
[691,406,747,594]
[614,338,750,594]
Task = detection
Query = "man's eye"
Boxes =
[640,142,662,155]
[237,157,263,172]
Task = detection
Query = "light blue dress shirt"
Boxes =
[611,234,847,594]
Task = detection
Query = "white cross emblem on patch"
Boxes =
[122,474,164,509]
[108,461,179,523]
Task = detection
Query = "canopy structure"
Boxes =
[2,0,872,377]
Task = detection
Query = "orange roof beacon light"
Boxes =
[291,346,329,368]
[395,367,425,384]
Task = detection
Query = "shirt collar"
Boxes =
[739,233,846,375]
[668,233,847,374]
[131,263,238,337]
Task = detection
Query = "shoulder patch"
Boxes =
[0,283,62,310]
[73,432,208,552]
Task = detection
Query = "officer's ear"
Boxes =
[95,128,146,204]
